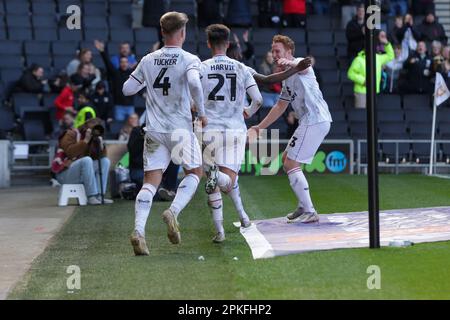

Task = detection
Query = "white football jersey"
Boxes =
[279,57,332,125]
[131,46,201,133]
[200,55,257,131]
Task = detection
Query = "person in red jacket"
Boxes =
[54,83,80,121]
[282,0,306,28]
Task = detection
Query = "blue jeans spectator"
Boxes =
[313,0,330,15]
[114,105,135,121]
[56,156,110,197]
[389,0,408,16]
[261,91,279,108]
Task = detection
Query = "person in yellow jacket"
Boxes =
[347,31,395,108]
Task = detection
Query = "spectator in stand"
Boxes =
[418,12,448,45]
[398,14,421,52]
[312,0,330,15]
[70,62,96,94]
[54,82,81,122]
[67,49,94,76]
[347,31,394,108]
[412,0,435,15]
[110,42,137,70]
[399,41,433,94]
[442,46,450,85]
[225,0,252,27]
[346,3,365,61]
[52,110,75,139]
[258,0,282,27]
[55,118,113,205]
[17,64,50,94]
[197,0,223,27]
[384,44,409,93]
[338,0,357,29]
[389,15,404,45]
[90,82,114,124]
[94,40,138,121]
[119,113,139,141]
[49,71,69,94]
[227,31,254,64]
[282,0,306,28]
[431,40,445,73]
[258,51,281,108]
[389,0,408,16]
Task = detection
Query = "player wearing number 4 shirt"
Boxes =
[122,12,207,255]
[249,35,333,224]
[200,24,313,243]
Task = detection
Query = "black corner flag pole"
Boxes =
[365,1,380,248]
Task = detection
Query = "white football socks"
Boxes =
[134,183,156,236]
[227,176,250,223]
[287,167,315,213]
[208,192,224,234]
[170,173,200,218]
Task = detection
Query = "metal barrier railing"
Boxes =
[357,139,450,174]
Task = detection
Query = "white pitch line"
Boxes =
[432,174,450,180]
[239,223,275,259]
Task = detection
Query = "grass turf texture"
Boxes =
[9,174,450,299]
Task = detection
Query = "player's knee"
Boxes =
[79,156,94,168]
[186,166,203,178]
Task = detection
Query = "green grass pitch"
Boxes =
[9,174,450,299]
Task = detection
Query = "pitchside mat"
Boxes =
[235,206,450,259]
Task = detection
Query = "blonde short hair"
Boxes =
[272,35,295,55]
[160,11,189,36]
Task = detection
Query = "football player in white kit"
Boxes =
[250,35,332,224]
[199,24,263,243]
[123,12,207,255]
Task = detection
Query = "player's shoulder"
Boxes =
[181,49,201,63]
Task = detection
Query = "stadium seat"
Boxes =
[308,31,333,45]
[83,16,108,29]
[13,93,41,112]
[0,107,17,135]
[327,121,350,139]
[403,94,431,110]
[83,2,107,15]
[26,54,52,69]
[308,44,336,58]
[109,28,134,43]
[53,55,75,71]
[306,15,331,30]
[52,41,79,56]
[8,27,33,41]
[253,28,279,44]
[25,41,51,56]
[43,93,59,108]
[31,1,56,15]
[169,0,197,17]
[280,28,307,44]
[23,109,52,133]
[57,0,82,13]
[405,110,432,124]
[108,15,132,28]
[134,42,153,58]
[336,44,347,57]
[5,2,30,15]
[107,120,124,139]
[134,28,159,43]
[313,57,337,70]
[34,27,59,41]
[6,15,31,28]
[32,15,58,28]
[58,27,83,41]
[349,121,367,139]
[322,84,341,97]
[334,30,346,45]
[409,121,432,162]
[378,110,404,123]
[347,109,366,123]
[0,68,23,85]
[320,70,340,84]
[377,94,402,110]
[23,119,46,141]
[330,110,346,122]
[84,28,110,41]
[342,83,353,96]
[109,2,132,16]
[379,122,408,137]
[0,56,23,69]
[0,40,23,55]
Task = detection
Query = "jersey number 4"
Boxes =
[153,68,171,95]
[208,73,236,101]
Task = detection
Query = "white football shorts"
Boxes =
[285,121,331,164]
[202,130,247,173]
[143,129,202,172]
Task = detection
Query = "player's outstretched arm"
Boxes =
[253,57,312,85]
[187,68,207,127]
[249,99,289,135]
[243,85,263,118]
